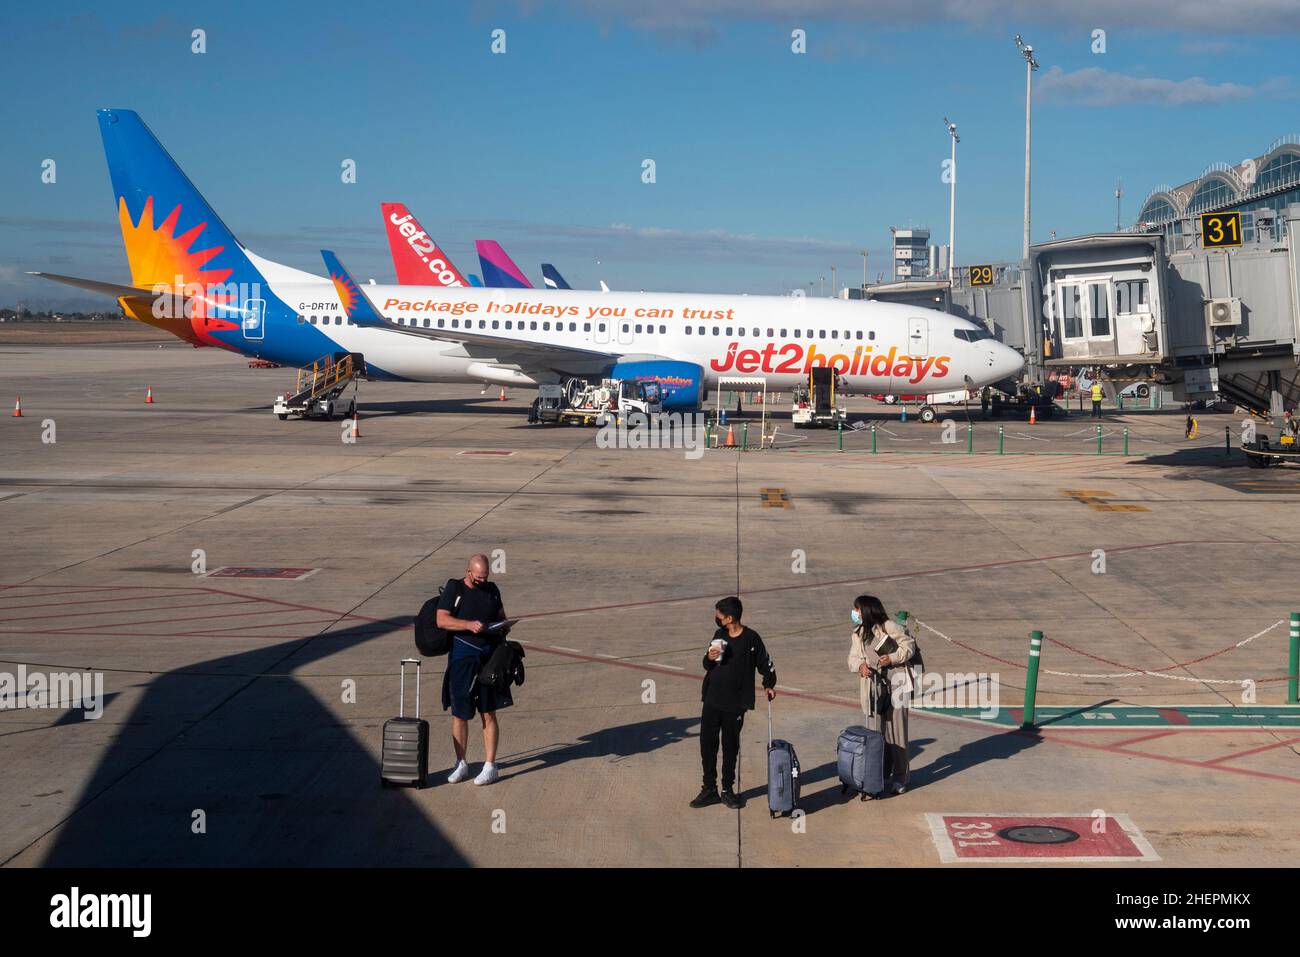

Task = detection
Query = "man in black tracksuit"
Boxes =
[691,596,777,810]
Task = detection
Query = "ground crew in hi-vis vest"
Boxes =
[1090,381,1104,418]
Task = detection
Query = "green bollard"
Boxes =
[998,425,1004,455]
[896,610,910,629]
[705,422,713,448]
[967,423,973,454]
[871,424,877,454]
[1123,428,1129,455]
[1096,424,1103,454]
[1118,394,1124,412]
[1022,630,1043,728]
[742,422,748,451]
[1225,426,1231,457]
[837,419,843,452]
[1289,613,1299,705]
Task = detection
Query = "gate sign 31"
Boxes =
[1201,211,1242,248]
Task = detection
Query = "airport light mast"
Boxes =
[944,117,959,281]
[1015,34,1038,260]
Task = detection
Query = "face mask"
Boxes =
[851,609,863,626]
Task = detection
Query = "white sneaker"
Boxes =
[447,760,470,784]
[473,762,499,786]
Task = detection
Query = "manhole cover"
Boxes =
[997,825,1079,845]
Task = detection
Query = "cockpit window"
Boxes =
[953,327,993,342]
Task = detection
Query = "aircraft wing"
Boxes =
[28,271,155,299]
[320,250,623,374]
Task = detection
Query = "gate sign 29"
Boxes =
[1201,211,1242,248]
[969,264,994,286]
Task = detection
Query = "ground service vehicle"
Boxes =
[792,368,846,428]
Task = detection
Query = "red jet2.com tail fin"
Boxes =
[380,202,468,287]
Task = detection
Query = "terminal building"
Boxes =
[1136,136,1300,249]
[853,138,1300,417]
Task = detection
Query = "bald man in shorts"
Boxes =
[438,554,510,785]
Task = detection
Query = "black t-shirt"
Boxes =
[438,578,503,655]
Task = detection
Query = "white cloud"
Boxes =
[1036,66,1286,106]
[549,0,1300,38]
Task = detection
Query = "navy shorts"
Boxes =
[442,654,513,720]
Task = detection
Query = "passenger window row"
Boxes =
[295,315,879,342]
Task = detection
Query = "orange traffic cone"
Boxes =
[724,424,736,447]
[498,387,507,401]
[12,396,21,417]
[145,386,154,404]
[1028,405,1036,425]
[352,411,361,439]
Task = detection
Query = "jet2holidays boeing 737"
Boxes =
[32,110,1024,411]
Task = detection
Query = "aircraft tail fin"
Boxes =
[320,250,388,329]
[380,202,469,287]
[541,263,571,290]
[476,240,532,288]
[98,108,264,293]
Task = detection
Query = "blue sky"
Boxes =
[2,0,1297,307]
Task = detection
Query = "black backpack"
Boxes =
[413,581,463,657]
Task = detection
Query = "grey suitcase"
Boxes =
[766,698,800,817]
[381,658,429,789]
[837,725,884,799]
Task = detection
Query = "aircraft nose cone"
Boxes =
[990,344,1024,381]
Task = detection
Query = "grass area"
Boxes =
[0,321,174,345]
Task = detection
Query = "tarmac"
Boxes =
[2,342,1298,867]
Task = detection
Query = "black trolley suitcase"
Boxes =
[381,657,429,788]
[766,697,800,817]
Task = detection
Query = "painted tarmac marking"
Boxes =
[926,813,1160,863]
[1203,735,1300,765]
[0,596,259,625]
[1063,489,1149,512]
[206,566,321,581]
[925,705,1300,729]
[1226,480,1300,494]
[759,487,791,508]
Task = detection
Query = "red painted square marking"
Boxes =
[926,813,1159,863]
[206,566,320,581]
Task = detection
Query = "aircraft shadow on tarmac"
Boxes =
[37,616,471,867]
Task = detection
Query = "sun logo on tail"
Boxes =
[117,196,233,290]
[330,272,359,316]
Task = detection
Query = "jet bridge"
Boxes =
[1032,203,1300,416]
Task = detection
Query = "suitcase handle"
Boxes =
[767,695,773,747]
[399,657,420,719]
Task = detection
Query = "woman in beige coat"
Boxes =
[847,595,916,795]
